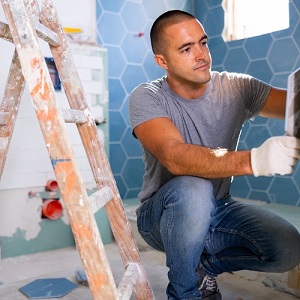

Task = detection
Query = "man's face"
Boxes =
[156,19,212,88]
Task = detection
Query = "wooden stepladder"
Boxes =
[0,0,155,299]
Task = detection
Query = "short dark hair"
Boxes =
[150,10,195,55]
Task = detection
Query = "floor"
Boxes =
[0,242,299,300]
[1,199,300,300]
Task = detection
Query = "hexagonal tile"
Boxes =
[106,46,126,78]
[231,176,250,198]
[224,48,249,72]
[244,126,271,149]
[121,33,148,63]
[123,158,145,188]
[203,6,224,37]
[109,79,126,110]
[143,0,167,19]
[245,34,273,60]
[121,65,147,94]
[209,37,228,66]
[109,111,126,141]
[19,278,77,298]
[114,175,127,198]
[143,51,166,80]
[268,177,299,205]
[195,1,208,23]
[267,119,285,136]
[98,13,126,45]
[268,38,298,72]
[101,0,124,13]
[121,2,147,32]
[122,128,143,157]
[165,0,187,10]
[247,60,273,83]
[248,175,273,191]
[248,191,270,203]
[271,73,289,88]
[110,143,126,173]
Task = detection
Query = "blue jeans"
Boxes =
[136,176,300,300]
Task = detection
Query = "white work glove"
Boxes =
[251,136,300,177]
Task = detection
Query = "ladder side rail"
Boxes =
[1,1,118,299]
[0,50,25,178]
[39,2,155,299]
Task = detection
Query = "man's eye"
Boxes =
[183,48,190,53]
[201,40,207,46]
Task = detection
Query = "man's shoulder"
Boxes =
[132,76,166,95]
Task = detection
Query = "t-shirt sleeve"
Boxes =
[129,83,170,134]
[236,74,272,120]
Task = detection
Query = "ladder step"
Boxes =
[117,263,140,300]
[62,108,87,124]
[0,20,60,46]
[88,186,113,214]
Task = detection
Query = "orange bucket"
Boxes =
[42,199,63,220]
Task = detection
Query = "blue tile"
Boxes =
[209,37,228,66]
[248,191,270,203]
[245,34,273,60]
[165,0,187,10]
[99,13,126,45]
[109,79,126,110]
[106,46,126,78]
[109,111,126,141]
[114,175,127,198]
[205,0,222,7]
[271,73,289,88]
[110,143,126,173]
[122,128,143,156]
[143,0,167,19]
[195,1,208,23]
[121,33,148,63]
[248,175,273,191]
[122,65,147,94]
[203,7,224,37]
[269,177,299,205]
[121,2,147,31]
[230,176,250,198]
[143,51,166,80]
[123,158,145,188]
[244,126,271,149]
[247,60,273,83]
[267,119,285,136]
[224,48,249,73]
[96,0,103,18]
[121,97,130,126]
[101,0,124,13]
[269,38,298,72]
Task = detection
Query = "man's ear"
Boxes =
[154,54,168,70]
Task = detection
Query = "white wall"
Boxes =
[0,0,98,190]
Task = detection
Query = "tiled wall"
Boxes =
[96,0,192,199]
[96,0,300,206]
[195,0,300,205]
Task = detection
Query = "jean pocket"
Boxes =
[138,229,164,251]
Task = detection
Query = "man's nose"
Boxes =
[195,46,206,60]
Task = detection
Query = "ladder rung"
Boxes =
[33,20,60,47]
[88,186,113,214]
[0,112,10,125]
[0,20,60,47]
[62,108,87,124]
[117,263,140,300]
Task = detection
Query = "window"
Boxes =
[222,0,289,41]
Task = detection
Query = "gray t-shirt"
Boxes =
[129,71,272,203]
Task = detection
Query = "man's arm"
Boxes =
[133,117,253,178]
[260,87,286,119]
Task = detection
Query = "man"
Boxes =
[129,10,300,300]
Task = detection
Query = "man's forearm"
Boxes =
[160,142,253,178]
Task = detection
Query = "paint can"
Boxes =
[42,199,63,220]
[45,179,59,192]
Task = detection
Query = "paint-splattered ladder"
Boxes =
[0,0,155,299]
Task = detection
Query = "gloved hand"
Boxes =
[251,136,300,177]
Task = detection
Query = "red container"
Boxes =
[42,199,63,220]
[46,179,59,192]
